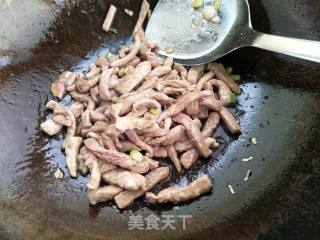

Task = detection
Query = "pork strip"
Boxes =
[70,102,84,118]
[219,107,241,134]
[102,168,146,190]
[160,79,191,89]
[208,63,241,94]
[114,167,170,209]
[115,61,151,94]
[117,89,154,115]
[86,63,101,79]
[52,113,72,126]
[187,65,205,83]
[84,138,107,153]
[173,113,211,158]
[157,90,211,122]
[202,112,220,138]
[101,134,117,150]
[86,155,101,191]
[142,124,168,138]
[125,129,153,156]
[147,125,186,145]
[87,121,109,134]
[98,161,117,173]
[115,116,155,132]
[84,138,150,173]
[88,186,123,205]
[150,91,175,105]
[40,119,63,136]
[93,150,149,174]
[132,0,150,36]
[185,101,199,116]
[136,76,158,93]
[51,71,72,99]
[111,36,141,67]
[209,79,232,106]
[166,144,182,172]
[160,125,187,145]
[117,140,141,152]
[90,85,99,103]
[102,4,117,32]
[90,111,108,123]
[132,98,161,117]
[76,74,100,94]
[145,156,159,170]
[162,87,185,96]
[64,136,83,177]
[145,174,212,204]
[99,68,115,101]
[180,148,199,169]
[47,100,76,139]
[148,66,171,78]
[200,95,222,112]
[152,146,168,158]
[69,91,91,103]
[173,63,187,79]
[95,56,109,67]
[196,71,215,90]
[198,106,209,119]
[174,141,194,152]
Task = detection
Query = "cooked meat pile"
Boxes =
[40,0,241,208]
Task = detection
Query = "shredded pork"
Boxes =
[41,0,242,208]
[146,174,212,204]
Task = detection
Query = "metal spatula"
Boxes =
[145,0,320,65]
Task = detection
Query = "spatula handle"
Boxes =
[252,33,320,63]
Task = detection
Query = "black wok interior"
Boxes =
[0,0,320,239]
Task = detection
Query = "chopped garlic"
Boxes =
[54,168,64,179]
[124,9,134,16]
[211,16,221,24]
[241,156,254,162]
[165,47,174,54]
[118,67,127,77]
[244,169,252,181]
[192,18,200,28]
[203,6,217,21]
[213,142,220,148]
[250,137,258,145]
[228,184,235,194]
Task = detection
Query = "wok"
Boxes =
[0,0,320,239]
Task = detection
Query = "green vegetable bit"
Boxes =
[81,166,89,176]
[230,74,241,82]
[148,9,152,20]
[226,66,233,75]
[148,108,159,115]
[230,93,238,106]
[130,150,143,162]
[198,70,205,80]
[214,0,222,11]
[109,27,118,34]
[192,0,203,9]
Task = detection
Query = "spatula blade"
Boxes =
[145,0,238,65]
